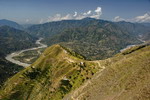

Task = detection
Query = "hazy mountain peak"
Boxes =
[0,19,23,29]
[82,17,97,20]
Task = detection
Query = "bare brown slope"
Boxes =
[63,45,150,100]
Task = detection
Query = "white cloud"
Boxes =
[90,7,102,19]
[134,13,150,22]
[46,7,102,22]
[83,10,92,16]
[47,14,73,22]
[95,7,101,14]
[75,15,86,20]
[61,14,73,20]
[113,13,150,23]
[47,14,62,22]
[87,10,92,15]
[90,14,101,19]
[113,16,125,22]
[73,12,78,17]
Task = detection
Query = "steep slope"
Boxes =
[115,21,150,37]
[0,19,23,30]
[0,26,36,86]
[0,45,105,100]
[0,57,23,87]
[44,22,141,60]
[28,18,150,60]
[63,44,150,100]
[28,18,150,39]
[140,32,150,41]
[0,26,36,55]
[27,18,150,60]
[115,21,150,41]
[27,18,98,37]
[0,43,149,100]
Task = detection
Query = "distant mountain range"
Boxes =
[0,19,23,30]
[0,18,149,83]
[28,18,150,39]
[27,18,150,60]
[0,18,150,100]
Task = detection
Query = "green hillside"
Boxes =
[0,43,149,100]
[0,44,104,100]
[0,26,36,55]
[28,18,150,39]
[27,18,100,37]
[0,57,23,87]
[0,26,36,86]
[45,25,141,60]
[28,18,150,60]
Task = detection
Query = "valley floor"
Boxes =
[5,38,47,67]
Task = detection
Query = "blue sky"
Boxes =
[0,0,150,24]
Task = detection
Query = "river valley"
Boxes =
[5,38,47,67]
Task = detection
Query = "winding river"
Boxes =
[120,45,136,52]
[5,37,145,67]
[5,38,47,67]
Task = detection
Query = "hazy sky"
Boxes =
[0,0,150,24]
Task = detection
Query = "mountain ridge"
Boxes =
[63,44,150,100]
[0,43,150,100]
[0,19,23,30]
[0,44,103,100]
[27,18,150,60]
